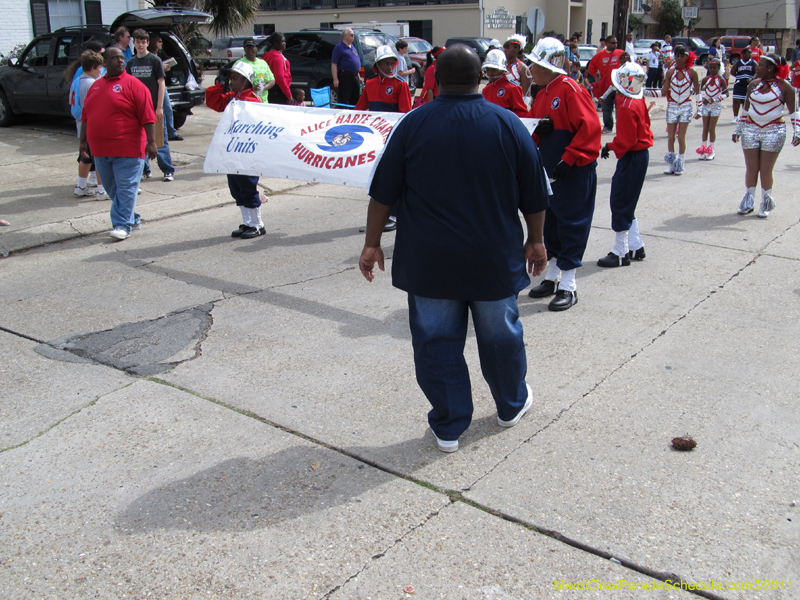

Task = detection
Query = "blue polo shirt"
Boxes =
[368,93,550,301]
[332,41,361,73]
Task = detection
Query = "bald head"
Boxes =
[435,45,481,93]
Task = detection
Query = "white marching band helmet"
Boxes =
[482,49,508,72]
[231,61,255,83]
[611,62,646,99]
[525,37,567,75]
[506,34,528,47]
[374,44,398,64]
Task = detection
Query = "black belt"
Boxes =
[339,69,359,75]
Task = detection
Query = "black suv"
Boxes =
[251,29,398,98]
[444,37,493,62]
[0,6,210,127]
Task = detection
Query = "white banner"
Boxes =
[203,101,538,189]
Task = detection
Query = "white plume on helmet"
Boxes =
[525,37,567,75]
[507,34,527,46]
[231,61,254,83]
[611,62,646,99]
[482,49,508,72]
[374,44,398,64]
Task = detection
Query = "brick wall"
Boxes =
[0,0,34,57]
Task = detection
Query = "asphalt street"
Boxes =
[1,89,798,599]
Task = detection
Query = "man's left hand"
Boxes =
[554,160,571,182]
[359,246,385,282]
[146,141,158,160]
[156,107,164,121]
[524,240,547,277]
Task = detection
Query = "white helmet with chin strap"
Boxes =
[231,61,255,83]
[611,62,646,99]
[482,49,508,72]
[374,44,398,64]
[525,37,567,75]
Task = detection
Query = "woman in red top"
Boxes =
[422,46,444,103]
[205,62,268,239]
[262,32,292,105]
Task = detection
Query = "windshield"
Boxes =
[579,47,596,60]
[634,39,657,48]
[406,40,432,53]
[475,39,491,52]
[690,37,705,46]
[359,33,384,63]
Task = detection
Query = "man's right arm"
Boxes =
[522,211,546,276]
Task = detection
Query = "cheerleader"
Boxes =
[732,54,800,218]
[695,57,728,160]
[662,45,700,175]
[503,34,532,93]
[731,48,756,123]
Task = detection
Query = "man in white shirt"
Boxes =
[625,33,636,58]
[645,42,662,88]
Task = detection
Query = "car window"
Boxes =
[23,38,52,67]
[358,33,384,63]
[475,39,491,52]
[406,40,432,53]
[689,38,705,46]
[579,47,596,61]
[212,37,230,49]
[285,33,321,59]
[735,39,749,49]
[231,37,249,47]
[54,36,74,66]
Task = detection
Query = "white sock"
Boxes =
[88,172,97,185]
[239,206,249,226]
[559,269,577,292]
[77,176,87,188]
[747,187,757,197]
[97,184,105,194]
[612,230,629,257]
[629,218,644,251]
[709,142,715,150]
[678,154,685,161]
[544,258,561,282]
[763,188,773,198]
[253,206,264,228]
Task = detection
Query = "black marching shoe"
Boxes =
[628,247,646,261]
[240,226,266,239]
[597,252,631,268]
[528,279,557,298]
[231,224,248,238]
[548,289,577,311]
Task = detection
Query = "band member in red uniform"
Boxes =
[355,45,412,113]
[527,37,601,311]
[598,62,653,267]
[205,62,268,239]
[481,49,528,117]
[422,46,444,103]
[587,35,623,133]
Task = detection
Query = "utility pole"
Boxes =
[612,0,629,38]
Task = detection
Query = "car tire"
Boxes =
[172,111,188,130]
[0,88,14,127]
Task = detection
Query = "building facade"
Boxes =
[251,0,615,47]
[1,0,144,57]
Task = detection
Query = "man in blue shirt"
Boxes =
[359,45,550,453]
[331,28,362,106]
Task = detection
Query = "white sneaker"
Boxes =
[738,192,755,215]
[431,430,458,453]
[731,117,739,124]
[87,173,97,187]
[163,173,174,182]
[109,228,129,240]
[74,185,95,197]
[498,383,533,428]
[95,190,109,200]
[673,157,685,175]
[758,193,775,218]
[706,149,715,160]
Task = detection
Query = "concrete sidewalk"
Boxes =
[1,99,798,599]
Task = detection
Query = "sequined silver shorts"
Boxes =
[666,101,693,123]
[700,102,722,118]
[741,121,786,153]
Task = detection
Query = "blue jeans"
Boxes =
[142,117,174,176]
[163,94,177,139]
[94,156,143,233]
[408,294,528,441]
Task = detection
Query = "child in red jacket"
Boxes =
[355,45,412,113]
[205,62,267,239]
[481,49,529,118]
[598,62,653,267]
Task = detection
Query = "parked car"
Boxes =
[0,6,210,128]
[192,36,213,68]
[209,35,267,67]
[577,44,597,68]
[632,38,662,61]
[708,36,750,63]
[400,36,432,88]
[444,37,493,62]
[671,37,710,66]
[243,29,397,102]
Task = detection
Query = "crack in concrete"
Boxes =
[321,503,451,599]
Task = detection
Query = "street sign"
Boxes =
[527,7,545,37]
